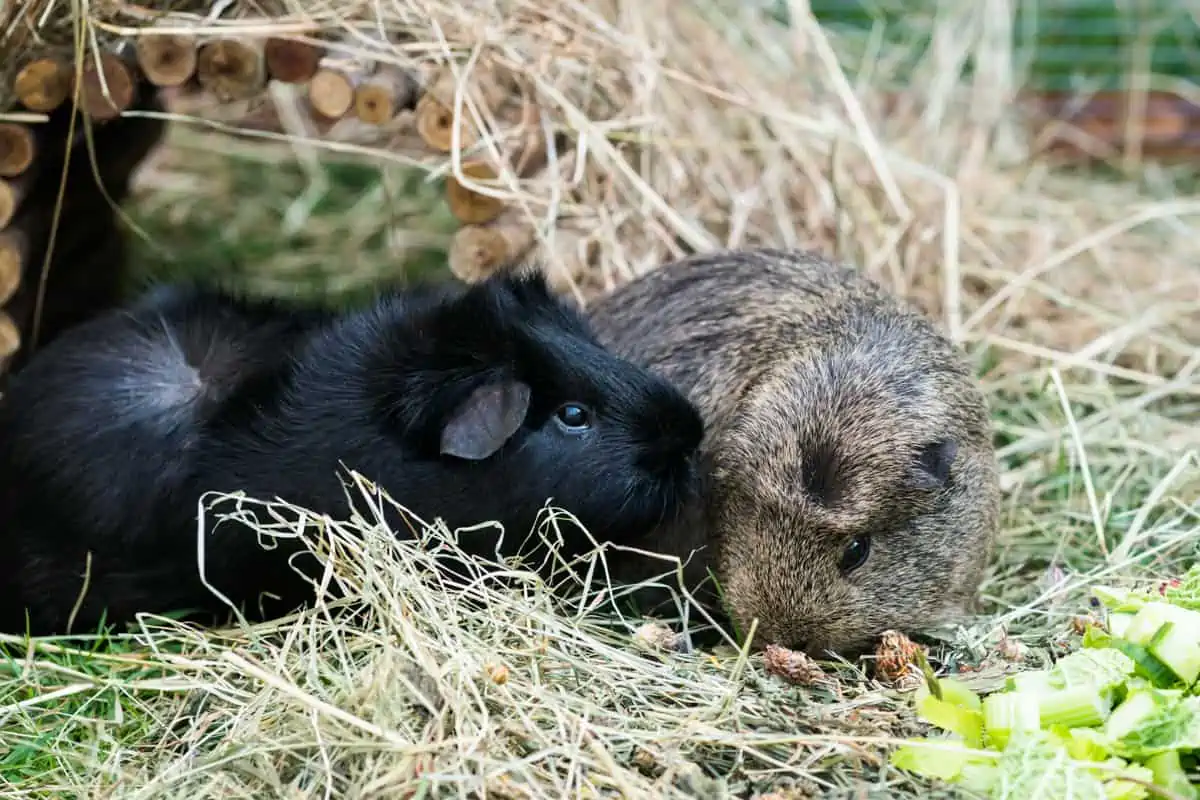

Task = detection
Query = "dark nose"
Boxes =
[637,403,704,475]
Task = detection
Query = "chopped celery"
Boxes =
[1008,670,1057,696]
[1036,685,1114,729]
[1122,602,1200,685]
[1144,750,1199,800]
[1099,759,1156,800]
[1093,585,1150,613]
[1106,690,1169,742]
[914,689,984,748]
[888,737,985,781]
[935,677,983,712]
[1108,693,1200,759]
[1064,726,1115,762]
[1108,611,1136,640]
[983,691,1040,749]
[889,568,1200,799]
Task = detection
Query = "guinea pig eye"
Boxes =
[838,534,871,574]
[554,402,593,432]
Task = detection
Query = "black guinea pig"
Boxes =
[0,271,705,636]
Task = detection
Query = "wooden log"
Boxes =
[0,123,35,178]
[538,221,597,295]
[14,58,72,112]
[308,58,368,120]
[354,66,420,125]
[413,66,507,152]
[416,93,468,151]
[0,230,25,306]
[0,174,32,229]
[0,310,20,359]
[448,208,537,283]
[265,37,324,84]
[445,160,506,225]
[196,36,268,101]
[441,106,549,225]
[135,31,199,87]
[76,46,139,121]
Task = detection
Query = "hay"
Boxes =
[1,0,1199,797]
[3,0,1197,378]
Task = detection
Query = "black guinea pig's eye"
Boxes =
[838,534,871,574]
[554,402,593,432]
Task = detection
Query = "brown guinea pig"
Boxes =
[586,247,1001,658]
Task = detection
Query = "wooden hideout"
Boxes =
[1,11,1199,376]
[0,17,609,378]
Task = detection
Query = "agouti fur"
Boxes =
[587,248,1001,657]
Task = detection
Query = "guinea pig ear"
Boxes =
[440,380,533,461]
[910,438,958,490]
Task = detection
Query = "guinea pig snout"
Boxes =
[632,406,704,476]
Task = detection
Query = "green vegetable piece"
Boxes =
[1107,611,1136,641]
[1123,602,1200,686]
[888,737,981,781]
[1053,648,1136,694]
[1036,686,1114,729]
[915,690,985,748]
[1145,750,1199,800]
[1099,759,1155,800]
[1093,585,1150,614]
[935,677,984,712]
[1105,690,1168,742]
[1064,727,1115,762]
[1009,669,1058,696]
[983,691,1040,750]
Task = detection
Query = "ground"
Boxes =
[0,1,1197,798]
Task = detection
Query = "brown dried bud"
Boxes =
[873,629,926,683]
[763,643,825,686]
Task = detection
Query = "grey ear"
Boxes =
[440,380,532,461]
[912,438,958,490]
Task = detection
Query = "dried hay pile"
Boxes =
[0,0,1198,798]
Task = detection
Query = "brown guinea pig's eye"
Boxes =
[838,534,871,574]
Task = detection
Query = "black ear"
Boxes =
[440,380,532,461]
[912,438,958,490]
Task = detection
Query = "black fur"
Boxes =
[0,272,704,635]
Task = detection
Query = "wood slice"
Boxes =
[265,37,324,83]
[76,48,138,120]
[448,209,536,283]
[445,160,505,224]
[539,222,597,295]
[308,59,367,119]
[417,92,482,152]
[414,66,507,152]
[135,31,198,87]
[14,58,71,112]
[354,67,420,125]
[0,174,32,229]
[0,230,25,306]
[0,123,35,178]
[197,37,267,101]
[0,310,20,359]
